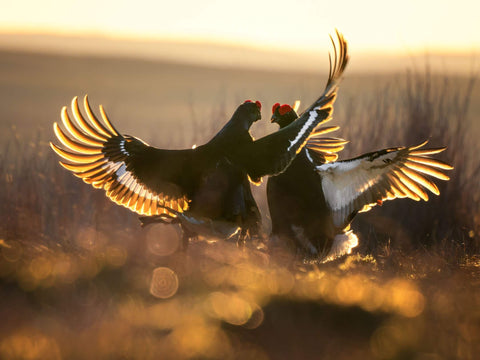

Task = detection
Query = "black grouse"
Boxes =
[267,103,453,261]
[50,31,349,245]
[51,98,263,244]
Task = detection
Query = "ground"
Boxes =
[0,50,479,359]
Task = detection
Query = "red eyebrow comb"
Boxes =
[272,103,280,114]
[245,100,261,110]
[278,104,292,115]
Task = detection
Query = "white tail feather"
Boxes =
[322,230,359,262]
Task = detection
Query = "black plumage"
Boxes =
[51,98,264,243]
[267,104,453,261]
[50,31,349,245]
[50,31,349,244]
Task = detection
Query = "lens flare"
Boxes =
[150,267,179,299]
[146,225,180,256]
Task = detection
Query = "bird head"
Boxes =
[240,100,262,124]
[271,103,298,129]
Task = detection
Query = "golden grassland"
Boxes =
[0,50,479,359]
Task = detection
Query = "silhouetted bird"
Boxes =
[267,103,453,261]
[50,31,349,246]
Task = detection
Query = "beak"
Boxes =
[270,115,277,123]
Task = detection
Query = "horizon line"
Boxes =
[1,28,478,55]
[0,31,477,74]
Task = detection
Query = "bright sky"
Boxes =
[1,0,479,54]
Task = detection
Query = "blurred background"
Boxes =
[0,1,479,359]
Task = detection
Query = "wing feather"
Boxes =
[50,95,193,217]
[60,107,104,147]
[395,170,429,201]
[50,143,105,163]
[245,31,349,179]
[71,97,108,142]
[400,167,439,195]
[404,161,450,180]
[84,95,117,138]
[316,141,452,228]
[53,123,103,154]
[58,159,107,172]
[407,155,453,170]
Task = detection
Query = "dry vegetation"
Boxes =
[0,51,479,359]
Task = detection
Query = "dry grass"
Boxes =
[0,51,479,359]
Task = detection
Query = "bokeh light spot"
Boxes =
[242,302,264,329]
[29,256,52,280]
[105,245,127,268]
[386,279,425,317]
[150,267,179,299]
[208,292,253,326]
[52,254,77,284]
[75,227,107,251]
[335,274,366,305]
[267,268,295,294]
[146,225,180,256]
[1,240,23,262]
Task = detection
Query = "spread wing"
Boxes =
[282,101,348,164]
[244,30,349,180]
[305,125,348,163]
[316,141,453,228]
[50,96,193,217]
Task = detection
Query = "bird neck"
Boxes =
[209,113,253,144]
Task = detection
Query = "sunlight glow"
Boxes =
[0,0,478,54]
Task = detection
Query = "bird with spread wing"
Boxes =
[50,31,350,246]
[267,101,453,261]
